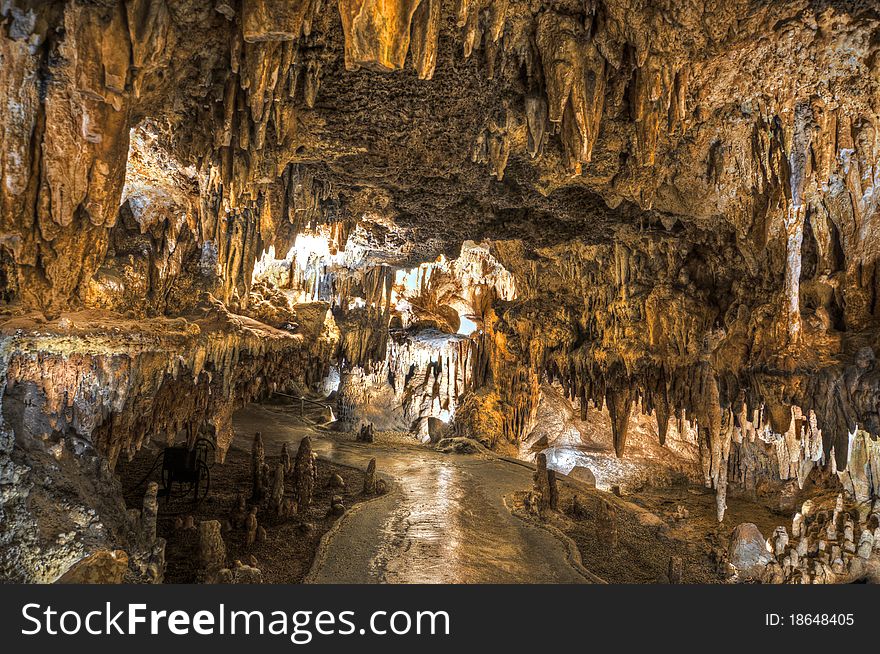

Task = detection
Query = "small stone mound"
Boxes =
[728,522,772,580]
[435,437,481,454]
[56,550,129,584]
[567,465,596,487]
[327,473,346,489]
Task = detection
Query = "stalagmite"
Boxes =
[533,452,557,513]
[328,473,345,490]
[597,501,618,550]
[141,482,159,547]
[668,557,684,584]
[231,494,248,529]
[251,432,266,501]
[857,530,874,559]
[245,508,258,548]
[281,442,292,474]
[772,527,789,556]
[294,436,317,511]
[728,523,772,580]
[270,462,285,518]
[198,520,227,575]
[792,512,804,538]
[357,423,374,443]
[364,458,377,495]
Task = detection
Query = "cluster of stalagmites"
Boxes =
[727,494,880,584]
[273,239,514,437]
[174,434,385,583]
[258,208,880,519]
[2,301,337,466]
[448,223,880,516]
[250,432,316,524]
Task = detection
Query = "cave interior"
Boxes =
[2,0,880,584]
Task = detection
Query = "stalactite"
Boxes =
[338,0,423,72]
[409,0,442,79]
[606,387,633,458]
[535,11,606,173]
[782,101,816,343]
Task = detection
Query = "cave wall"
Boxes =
[0,303,338,581]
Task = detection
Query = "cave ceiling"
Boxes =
[2,0,877,288]
[2,1,880,472]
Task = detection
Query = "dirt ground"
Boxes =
[514,479,794,584]
[117,438,369,583]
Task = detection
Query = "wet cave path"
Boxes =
[232,403,589,584]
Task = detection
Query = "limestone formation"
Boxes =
[728,523,773,580]
[327,473,345,490]
[357,423,374,443]
[245,507,259,548]
[230,562,263,584]
[533,452,558,513]
[568,466,596,488]
[56,550,130,584]
[597,501,618,550]
[270,462,286,518]
[141,482,159,547]
[857,530,874,560]
[293,436,317,511]
[792,513,805,539]
[280,442,292,475]
[667,557,684,584]
[772,527,789,557]
[198,520,227,574]
[363,458,377,495]
[231,494,248,529]
[328,495,346,517]
[251,432,266,502]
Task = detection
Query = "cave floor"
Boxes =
[550,483,791,583]
[233,402,590,583]
[233,401,795,584]
[119,397,798,584]
[119,432,369,583]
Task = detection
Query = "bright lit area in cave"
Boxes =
[2,0,880,595]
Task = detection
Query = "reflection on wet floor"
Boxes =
[370,461,462,583]
[233,403,588,584]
